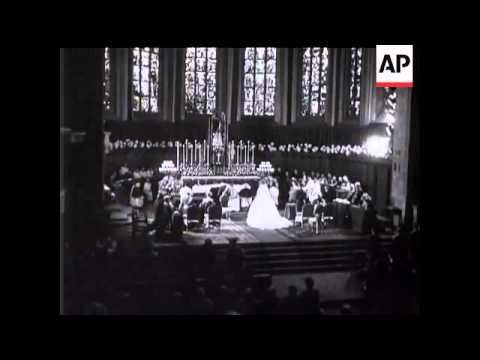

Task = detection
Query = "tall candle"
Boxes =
[194,140,197,164]
[185,140,188,166]
[191,144,193,166]
[247,141,250,163]
[207,144,209,166]
[176,142,179,169]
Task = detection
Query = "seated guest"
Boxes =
[173,174,183,193]
[348,182,364,205]
[200,191,215,211]
[320,174,326,185]
[190,287,214,315]
[146,196,172,240]
[301,171,308,187]
[326,173,332,184]
[330,176,338,188]
[323,185,335,202]
[198,239,216,276]
[179,193,194,214]
[341,176,351,190]
[119,163,130,178]
[300,277,320,314]
[313,195,327,216]
[179,182,193,205]
[226,238,245,275]
[279,286,302,314]
[170,210,184,242]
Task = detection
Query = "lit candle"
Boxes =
[207,144,209,166]
[176,142,179,169]
[247,141,250,163]
[191,143,193,166]
[194,140,197,164]
[244,143,247,164]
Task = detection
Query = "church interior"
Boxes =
[60,47,420,315]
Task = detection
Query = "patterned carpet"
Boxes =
[275,226,366,242]
[183,219,258,245]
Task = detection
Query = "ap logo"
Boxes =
[376,45,413,87]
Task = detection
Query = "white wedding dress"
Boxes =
[246,183,291,230]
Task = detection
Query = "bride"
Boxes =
[246,179,291,230]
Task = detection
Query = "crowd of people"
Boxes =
[66,236,357,315]
[107,163,380,239]
[67,218,421,315]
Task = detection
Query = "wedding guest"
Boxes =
[348,182,364,205]
[179,182,193,205]
[198,239,216,277]
[279,285,302,314]
[130,181,144,210]
[300,277,320,314]
[143,178,153,202]
[119,163,130,178]
[170,209,184,242]
[190,287,214,315]
[226,238,245,275]
[363,199,379,235]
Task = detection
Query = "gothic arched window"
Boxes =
[243,47,276,116]
[301,47,329,117]
[132,47,160,113]
[185,47,217,115]
[347,47,363,118]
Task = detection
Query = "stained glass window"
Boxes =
[348,47,363,118]
[243,47,276,116]
[132,47,160,113]
[301,47,329,116]
[103,47,112,112]
[185,47,217,115]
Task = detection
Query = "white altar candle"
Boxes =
[247,141,250,163]
[237,145,239,164]
[194,140,197,164]
[252,147,254,164]
[176,142,179,169]
[207,144,209,166]
[191,144,193,166]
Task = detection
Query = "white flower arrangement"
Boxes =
[108,138,390,159]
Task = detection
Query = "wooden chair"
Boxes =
[295,203,314,228]
[131,199,148,240]
[284,202,297,221]
[184,206,201,229]
[206,204,222,229]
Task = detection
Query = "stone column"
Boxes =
[390,87,412,218]
[274,48,289,125]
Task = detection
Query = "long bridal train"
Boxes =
[246,182,291,230]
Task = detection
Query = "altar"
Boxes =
[174,112,257,177]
